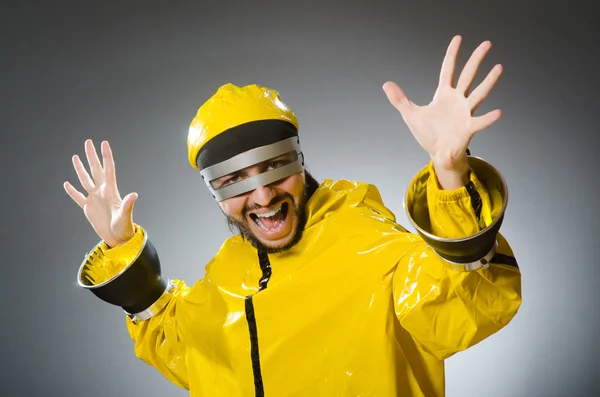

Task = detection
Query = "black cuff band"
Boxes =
[404,155,509,270]
[80,235,167,314]
[428,221,501,264]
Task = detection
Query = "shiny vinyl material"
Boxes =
[405,157,508,267]
[187,84,299,170]
[77,232,169,315]
[88,163,522,396]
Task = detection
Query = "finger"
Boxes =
[72,154,96,192]
[121,192,138,218]
[469,64,503,111]
[456,40,492,95]
[85,139,104,185]
[63,181,87,208]
[470,109,502,133]
[102,141,118,188]
[382,81,414,118]
[439,35,462,88]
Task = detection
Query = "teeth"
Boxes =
[255,205,282,218]
[255,218,283,232]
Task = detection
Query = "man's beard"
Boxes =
[225,186,310,254]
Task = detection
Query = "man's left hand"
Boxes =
[383,35,503,189]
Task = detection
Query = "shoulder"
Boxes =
[307,179,397,224]
[216,235,256,261]
[319,179,380,195]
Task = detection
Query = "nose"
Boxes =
[251,185,277,207]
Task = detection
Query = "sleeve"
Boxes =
[393,161,522,361]
[124,280,190,390]
[78,225,190,390]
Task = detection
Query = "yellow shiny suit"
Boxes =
[84,162,522,396]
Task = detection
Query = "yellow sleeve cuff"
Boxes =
[82,225,146,286]
[100,225,146,262]
[425,162,493,238]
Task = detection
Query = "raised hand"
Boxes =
[383,35,503,188]
[64,140,138,248]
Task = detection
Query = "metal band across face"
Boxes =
[200,137,300,181]
[200,137,304,201]
[209,159,304,201]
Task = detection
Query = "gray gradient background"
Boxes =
[1,0,598,396]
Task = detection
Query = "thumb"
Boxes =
[382,81,413,116]
[121,192,138,216]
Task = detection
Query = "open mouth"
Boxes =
[249,202,289,236]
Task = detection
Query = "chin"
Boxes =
[240,218,304,254]
[226,196,308,254]
[256,231,297,252]
[251,216,302,254]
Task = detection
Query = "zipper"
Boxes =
[245,248,272,397]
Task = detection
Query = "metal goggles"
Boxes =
[199,136,304,201]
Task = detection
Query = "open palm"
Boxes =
[64,140,138,248]
[383,36,503,170]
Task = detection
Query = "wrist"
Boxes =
[431,156,470,190]
[105,226,137,249]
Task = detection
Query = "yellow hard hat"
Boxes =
[187,83,299,170]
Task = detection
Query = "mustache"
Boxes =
[242,192,293,217]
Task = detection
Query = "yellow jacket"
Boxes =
[84,163,521,396]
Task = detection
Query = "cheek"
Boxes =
[220,197,246,218]
[281,174,305,200]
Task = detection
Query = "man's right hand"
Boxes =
[64,139,138,248]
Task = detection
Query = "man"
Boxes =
[64,36,521,396]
